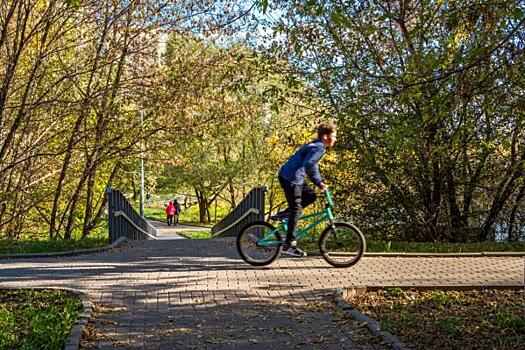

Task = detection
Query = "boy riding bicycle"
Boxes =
[272,122,337,257]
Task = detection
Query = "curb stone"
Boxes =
[0,236,128,259]
[63,288,92,350]
[334,289,408,350]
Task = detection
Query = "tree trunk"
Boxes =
[195,189,208,224]
[479,166,524,241]
[0,0,24,129]
[480,129,525,241]
[83,163,121,238]
[228,179,236,210]
[63,168,89,239]
[462,150,489,227]
[49,4,111,238]
[507,183,525,242]
[428,155,442,241]
[214,199,217,223]
[444,159,464,242]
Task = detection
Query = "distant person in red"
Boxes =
[165,201,176,226]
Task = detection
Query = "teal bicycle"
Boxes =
[237,188,366,268]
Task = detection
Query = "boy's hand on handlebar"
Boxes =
[320,182,327,190]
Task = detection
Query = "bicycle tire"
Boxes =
[237,221,282,266]
[319,222,366,268]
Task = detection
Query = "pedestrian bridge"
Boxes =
[106,186,266,243]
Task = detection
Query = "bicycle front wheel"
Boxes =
[237,221,282,266]
[319,222,366,268]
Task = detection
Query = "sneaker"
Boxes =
[282,239,297,249]
[281,246,307,257]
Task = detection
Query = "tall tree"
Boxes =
[153,34,320,223]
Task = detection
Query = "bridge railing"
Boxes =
[106,187,158,243]
[211,186,267,238]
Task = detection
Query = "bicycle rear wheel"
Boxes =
[319,222,365,268]
[237,221,282,266]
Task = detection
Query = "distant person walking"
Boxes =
[146,192,152,206]
[173,199,182,225]
[165,201,176,226]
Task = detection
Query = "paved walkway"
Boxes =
[149,221,211,240]
[0,224,523,349]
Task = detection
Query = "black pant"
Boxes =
[278,176,317,243]
[167,215,174,226]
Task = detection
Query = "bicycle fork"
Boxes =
[326,206,341,245]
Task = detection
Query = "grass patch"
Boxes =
[137,199,230,227]
[0,236,108,255]
[365,240,525,253]
[141,207,212,227]
[0,224,108,255]
[0,289,83,349]
[177,231,211,239]
[142,206,167,223]
[300,239,525,253]
[346,288,525,349]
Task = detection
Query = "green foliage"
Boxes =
[303,238,525,253]
[139,199,231,227]
[65,0,81,8]
[385,288,405,298]
[150,34,320,223]
[436,316,461,336]
[260,0,269,14]
[496,308,525,332]
[266,0,525,243]
[430,291,451,306]
[3,0,523,245]
[0,236,107,255]
[0,223,108,255]
[178,231,212,239]
[0,0,151,241]
[380,316,392,332]
[400,311,420,327]
[365,241,525,253]
[0,289,82,349]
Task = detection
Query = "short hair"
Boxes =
[317,122,337,138]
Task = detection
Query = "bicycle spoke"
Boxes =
[237,222,282,266]
[319,223,365,267]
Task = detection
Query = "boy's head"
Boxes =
[317,122,337,148]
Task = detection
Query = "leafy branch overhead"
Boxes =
[1,0,523,241]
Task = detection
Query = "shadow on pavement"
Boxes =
[79,286,388,350]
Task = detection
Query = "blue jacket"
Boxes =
[279,139,325,187]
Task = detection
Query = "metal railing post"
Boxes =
[211,186,267,238]
[107,188,158,242]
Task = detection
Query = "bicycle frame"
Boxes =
[258,188,336,247]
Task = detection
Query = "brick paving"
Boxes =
[0,223,523,349]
